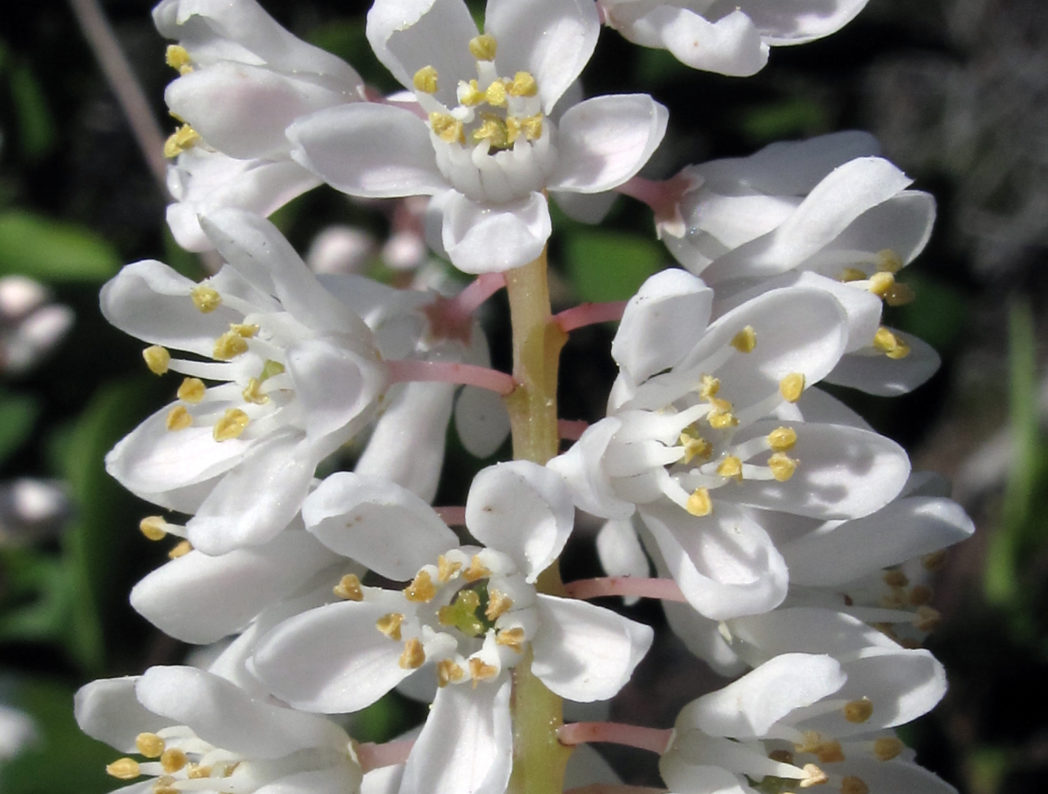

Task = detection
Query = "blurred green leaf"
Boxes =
[0,550,68,643]
[0,392,38,465]
[0,211,120,282]
[564,230,663,303]
[738,98,829,144]
[894,273,969,353]
[8,61,57,160]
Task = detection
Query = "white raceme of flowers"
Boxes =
[77,3,968,794]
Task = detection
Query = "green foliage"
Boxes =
[563,230,664,303]
[0,391,38,464]
[0,212,120,282]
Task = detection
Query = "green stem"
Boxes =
[503,250,571,794]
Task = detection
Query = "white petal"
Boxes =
[486,0,599,112]
[550,95,668,194]
[826,332,941,395]
[548,418,636,520]
[442,191,551,274]
[466,461,574,581]
[531,595,652,701]
[289,103,447,198]
[74,676,164,753]
[596,518,651,590]
[252,600,413,713]
[399,679,512,794]
[454,385,510,458]
[662,600,747,677]
[743,0,870,45]
[304,472,457,579]
[256,764,362,794]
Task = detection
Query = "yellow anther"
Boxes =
[716,455,743,481]
[139,516,168,541]
[136,732,165,758]
[520,113,543,141]
[843,697,874,723]
[468,656,497,683]
[914,605,941,632]
[472,115,510,149]
[333,574,363,601]
[496,626,525,651]
[190,284,221,313]
[708,408,739,430]
[428,112,464,144]
[768,452,798,482]
[230,323,258,338]
[413,65,439,94]
[504,116,523,145]
[884,281,916,308]
[187,764,212,778]
[213,331,248,360]
[163,124,200,158]
[168,539,192,559]
[508,71,538,97]
[686,487,712,517]
[166,405,192,431]
[867,271,895,298]
[731,325,757,353]
[883,569,908,587]
[799,763,829,787]
[841,776,869,794]
[177,377,206,403]
[921,549,947,571]
[908,584,933,606]
[875,249,903,273]
[779,372,805,403]
[484,589,513,621]
[680,428,713,464]
[154,783,180,794]
[813,739,844,764]
[698,374,721,399]
[437,554,463,582]
[463,555,492,582]
[399,638,425,669]
[873,736,904,761]
[106,758,141,779]
[468,33,497,61]
[376,612,404,640]
[767,426,798,452]
[160,748,188,773]
[484,80,508,107]
[213,408,249,441]
[838,267,867,283]
[458,79,485,106]
[143,345,171,375]
[241,377,268,405]
[405,569,437,602]
[165,44,193,74]
[872,327,911,359]
[437,659,465,687]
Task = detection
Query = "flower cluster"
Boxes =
[77,2,970,794]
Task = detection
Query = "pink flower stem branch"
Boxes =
[455,272,507,315]
[563,577,688,603]
[355,739,414,772]
[434,505,467,526]
[616,173,696,237]
[387,358,517,396]
[554,302,627,333]
[558,419,589,441]
[558,721,673,755]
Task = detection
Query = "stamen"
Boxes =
[507,71,538,97]
[875,249,903,273]
[698,374,720,399]
[679,428,713,463]
[399,638,425,669]
[334,574,363,601]
[883,569,908,587]
[177,377,206,403]
[799,763,829,787]
[484,80,508,107]
[437,659,465,687]
[230,323,259,338]
[413,65,439,94]
[779,373,805,403]
[136,732,165,758]
[883,281,915,307]
[767,426,798,452]
[190,285,221,313]
[168,539,192,559]
[472,115,510,149]
[212,331,248,360]
[404,570,437,602]
[767,452,798,482]
[241,378,268,405]
[838,267,867,283]
[841,776,869,794]
[212,408,249,441]
[163,124,200,158]
[463,555,492,582]
[139,516,168,541]
[376,612,404,641]
[160,748,188,773]
[458,79,485,106]
[143,345,171,375]
[187,764,212,779]
[468,34,497,61]
[873,736,903,761]
[730,325,757,352]
[908,584,933,605]
[872,327,910,359]
[686,487,712,517]
[165,45,193,74]
[496,627,525,651]
[166,405,192,431]
[520,113,543,140]
[484,589,513,620]
[437,554,463,582]
[922,550,947,571]
[769,749,795,765]
[468,657,497,684]
[843,697,873,723]
[914,605,941,632]
[106,758,141,779]
[716,456,743,481]
[867,271,895,298]
[429,112,465,144]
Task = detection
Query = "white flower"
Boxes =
[551,270,910,618]
[599,0,869,76]
[286,0,668,273]
[102,209,387,555]
[0,274,73,375]
[252,461,652,794]
[0,702,37,760]
[153,0,365,250]
[660,650,954,794]
[75,665,361,794]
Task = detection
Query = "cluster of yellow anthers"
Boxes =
[141,283,285,443]
[105,731,236,792]
[333,550,526,688]
[414,34,543,152]
[875,566,944,639]
[162,46,199,159]
[839,248,915,360]
[669,324,804,517]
